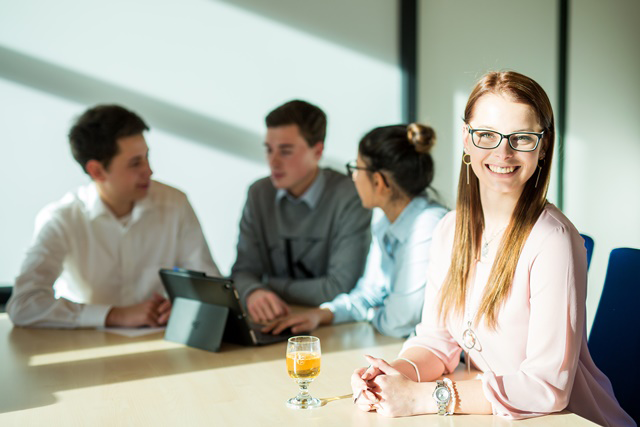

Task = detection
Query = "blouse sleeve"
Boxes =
[481,224,588,419]
[400,212,462,373]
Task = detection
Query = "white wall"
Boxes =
[565,0,640,330]
[0,0,402,281]
[417,0,559,210]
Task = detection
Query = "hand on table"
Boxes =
[261,308,333,335]
[352,355,427,417]
[351,360,384,412]
[246,289,290,323]
[105,293,172,327]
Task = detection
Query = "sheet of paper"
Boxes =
[99,326,165,337]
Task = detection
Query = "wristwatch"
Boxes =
[432,380,452,415]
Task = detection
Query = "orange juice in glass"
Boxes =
[285,336,321,409]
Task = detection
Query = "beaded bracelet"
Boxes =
[443,378,457,415]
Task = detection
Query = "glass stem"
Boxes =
[297,380,311,400]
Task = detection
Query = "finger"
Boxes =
[366,378,382,393]
[152,292,165,304]
[158,308,171,325]
[290,321,312,334]
[250,301,267,324]
[351,369,367,388]
[261,301,276,322]
[281,302,291,316]
[363,367,383,381]
[261,319,279,333]
[353,387,376,405]
[144,312,160,328]
[157,299,172,314]
[256,306,269,324]
[360,363,382,380]
[360,363,373,379]
[351,378,367,394]
[274,317,301,335]
[365,355,400,376]
[356,402,373,412]
[363,389,379,403]
[267,296,286,318]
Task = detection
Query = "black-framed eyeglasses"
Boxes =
[345,161,389,187]
[466,124,544,152]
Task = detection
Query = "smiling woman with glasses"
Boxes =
[350,71,633,427]
[263,123,447,339]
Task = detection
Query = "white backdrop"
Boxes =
[0,0,402,280]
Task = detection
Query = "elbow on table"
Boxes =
[6,302,35,327]
[6,294,57,328]
[483,371,572,419]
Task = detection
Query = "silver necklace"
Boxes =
[481,226,507,258]
[462,269,493,374]
[463,292,481,373]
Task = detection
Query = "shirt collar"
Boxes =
[86,182,110,221]
[275,169,325,209]
[86,181,154,223]
[378,196,429,245]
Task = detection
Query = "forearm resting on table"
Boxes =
[394,348,492,415]
[393,347,446,382]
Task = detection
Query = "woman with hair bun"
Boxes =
[351,71,633,427]
[263,123,447,338]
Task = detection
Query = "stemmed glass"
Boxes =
[285,336,321,409]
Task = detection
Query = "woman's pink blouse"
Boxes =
[402,205,634,426]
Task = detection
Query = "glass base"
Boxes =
[286,395,322,409]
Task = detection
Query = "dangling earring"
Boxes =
[462,153,471,185]
[535,158,546,188]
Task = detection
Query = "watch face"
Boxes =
[436,387,450,401]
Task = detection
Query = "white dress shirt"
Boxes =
[7,180,220,328]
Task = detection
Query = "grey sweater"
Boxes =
[231,168,372,306]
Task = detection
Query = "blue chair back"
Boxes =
[588,247,640,423]
[580,234,594,270]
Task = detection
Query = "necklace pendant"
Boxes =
[482,242,489,257]
[462,324,476,350]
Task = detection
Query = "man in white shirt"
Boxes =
[7,104,220,328]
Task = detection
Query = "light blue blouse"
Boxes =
[321,196,447,338]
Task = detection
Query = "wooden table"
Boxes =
[0,314,596,426]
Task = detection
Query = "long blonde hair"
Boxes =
[437,71,555,329]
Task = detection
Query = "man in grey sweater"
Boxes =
[231,100,371,323]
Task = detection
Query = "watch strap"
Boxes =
[435,380,448,415]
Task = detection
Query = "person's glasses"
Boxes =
[345,161,389,187]
[466,124,544,152]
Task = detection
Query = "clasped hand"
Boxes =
[351,355,427,417]
[105,292,172,327]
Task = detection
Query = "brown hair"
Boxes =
[265,100,327,147]
[358,123,437,198]
[69,104,149,173]
[438,71,555,329]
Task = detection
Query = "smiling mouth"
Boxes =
[486,165,519,174]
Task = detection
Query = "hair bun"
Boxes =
[407,123,436,154]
